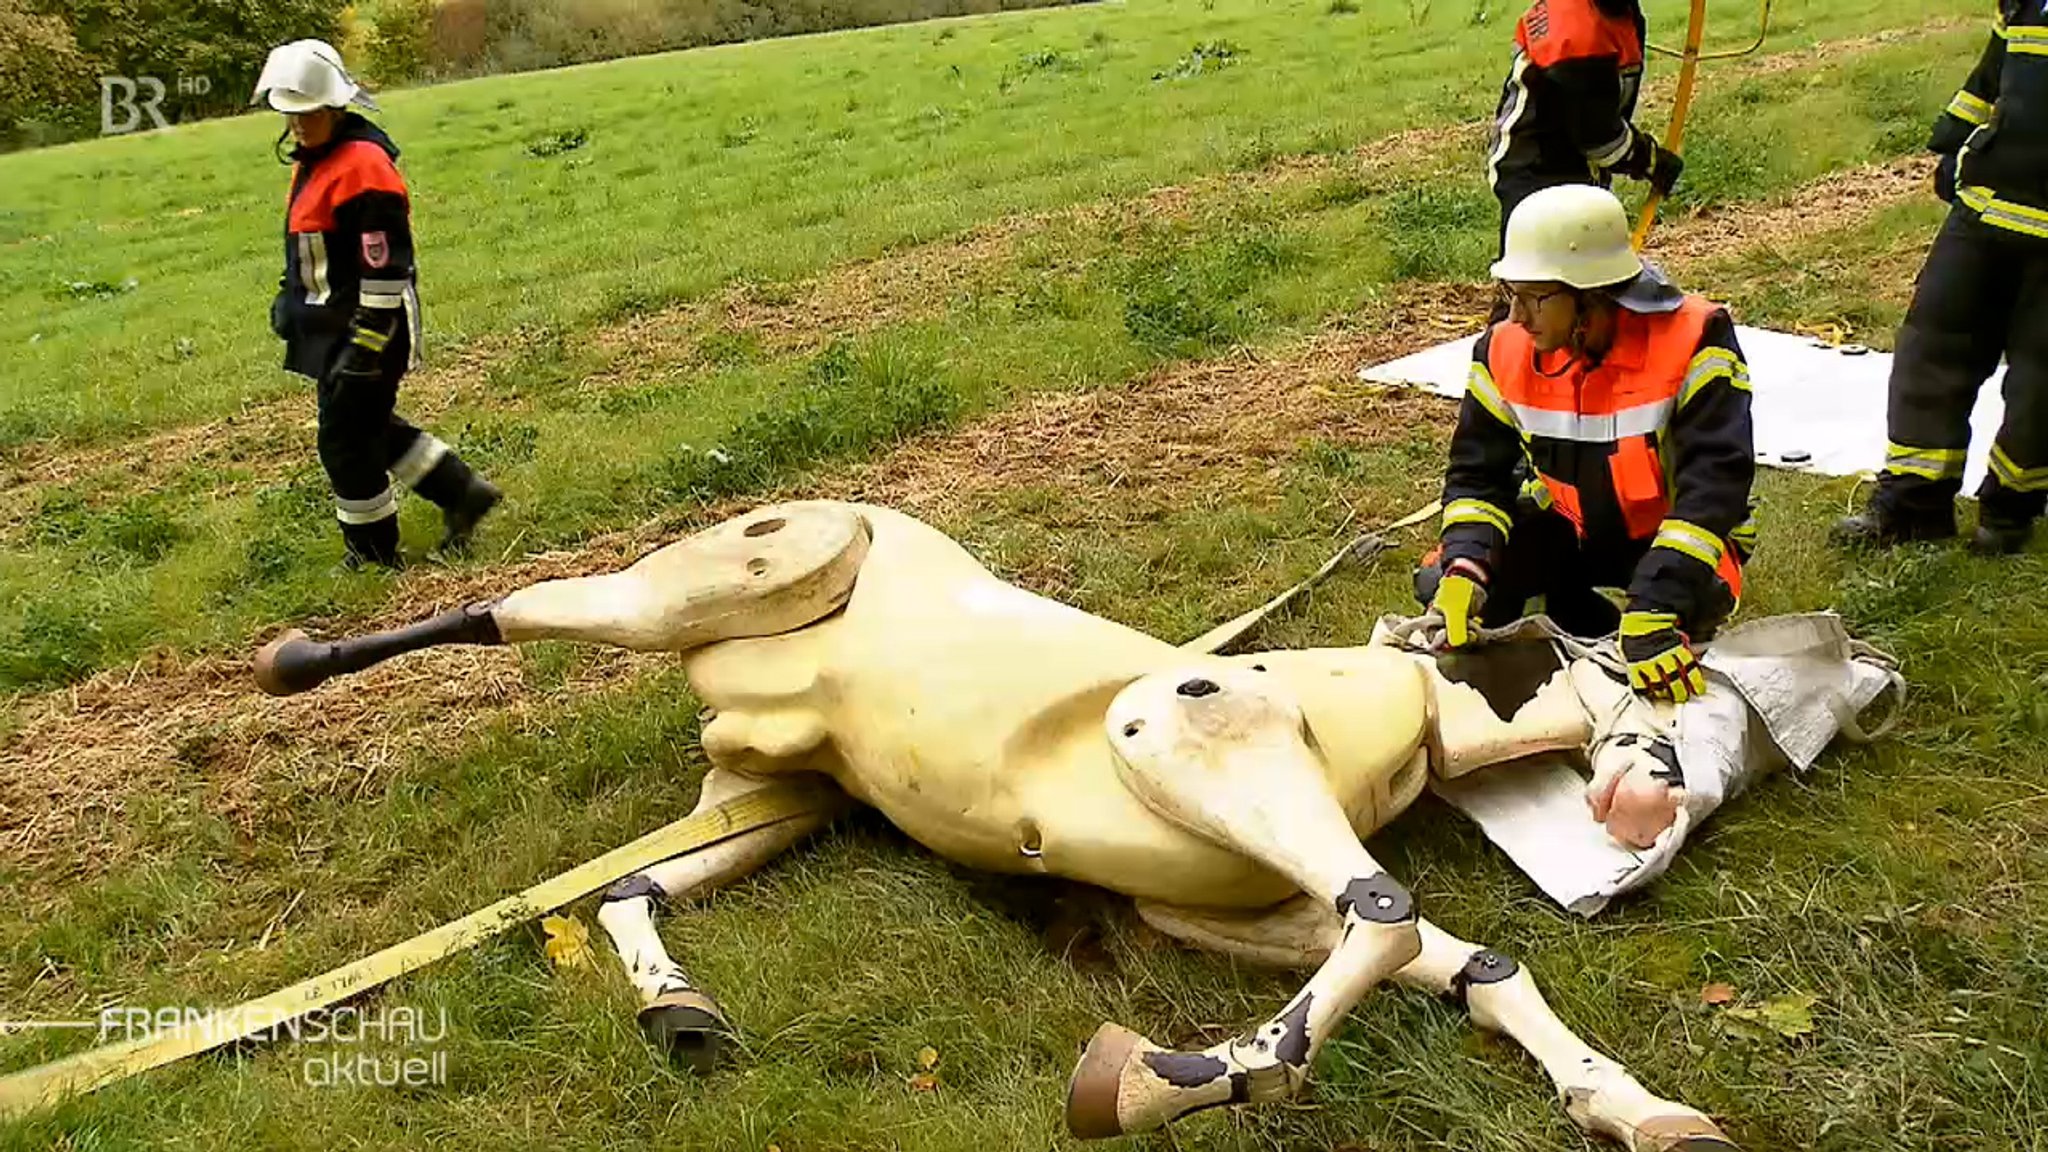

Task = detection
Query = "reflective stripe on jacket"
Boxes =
[1937,2,2048,239]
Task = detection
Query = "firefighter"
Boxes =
[1416,184,1759,704]
[251,40,499,571]
[1834,2,2048,555]
[1487,0,1685,267]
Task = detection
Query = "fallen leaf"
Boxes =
[908,1072,939,1093]
[1727,991,1817,1038]
[918,1045,939,1071]
[541,914,595,969]
[1701,983,1737,1006]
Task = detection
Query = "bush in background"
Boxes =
[0,0,91,148]
[450,0,1092,81]
[2,0,1085,151]
[354,0,437,88]
[4,0,342,150]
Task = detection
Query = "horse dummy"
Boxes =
[255,498,1882,1149]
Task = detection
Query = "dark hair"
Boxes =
[1592,0,1639,16]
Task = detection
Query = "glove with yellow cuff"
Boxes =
[1618,610,1707,703]
[1428,557,1489,649]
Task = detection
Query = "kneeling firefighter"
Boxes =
[1416,184,1760,704]
[252,39,499,570]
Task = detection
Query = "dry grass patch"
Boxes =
[0,282,1485,887]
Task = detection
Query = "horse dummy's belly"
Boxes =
[684,505,1430,909]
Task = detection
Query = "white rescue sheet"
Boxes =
[1358,326,2009,494]
[1413,614,1904,917]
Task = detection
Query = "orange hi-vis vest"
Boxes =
[1483,296,1746,598]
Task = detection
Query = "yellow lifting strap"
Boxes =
[1183,499,1443,655]
[0,777,835,1121]
[1632,0,1774,249]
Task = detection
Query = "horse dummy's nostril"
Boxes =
[1177,678,1220,698]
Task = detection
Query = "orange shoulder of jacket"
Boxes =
[1519,0,1631,68]
[325,140,408,203]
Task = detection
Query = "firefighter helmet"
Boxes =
[251,39,379,114]
[1491,184,1643,290]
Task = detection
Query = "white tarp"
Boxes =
[1419,613,1904,918]
[1358,326,2008,494]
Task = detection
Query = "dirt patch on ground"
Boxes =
[0,15,1968,880]
[0,281,1484,884]
[0,14,1959,533]
[587,120,1485,377]
[1732,17,1970,77]
[0,132,1943,879]
[1652,154,1937,271]
[840,281,1484,521]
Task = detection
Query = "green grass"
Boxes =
[0,7,1987,692]
[0,0,1971,451]
[7,1,2045,1149]
[1693,196,1947,347]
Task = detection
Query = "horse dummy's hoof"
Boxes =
[1639,1114,1739,1151]
[638,989,732,1074]
[252,629,328,697]
[1065,1022,1144,1139]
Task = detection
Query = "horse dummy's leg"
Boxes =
[252,501,868,696]
[1132,903,1739,1149]
[594,768,847,1072]
[1394,919,1737,1152]
[1134,894,1341,970]
[1065,665,1423,1139]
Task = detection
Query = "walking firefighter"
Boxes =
[1835,0,2048,555]
[252,39,500,571]
[1486,0,1686,262]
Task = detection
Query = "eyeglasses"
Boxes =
[1496,283,1571,315]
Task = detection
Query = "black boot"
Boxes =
[1970,476,2043,556]
[412,452,502,557]
[339,516,404,571]
[1832,478,1958,548]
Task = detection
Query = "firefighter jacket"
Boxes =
[273,113,422,380]
[1935,1,2048,238]
[1487,0,1648,196]
[1439,294,1757,627]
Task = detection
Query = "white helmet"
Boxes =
[1491,184,1643,290]
[250,39,379,114]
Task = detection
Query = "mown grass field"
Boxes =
[5,0,2046,1149]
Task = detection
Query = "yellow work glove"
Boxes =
[1619,610,1707,703]
[1429,558,1489,648]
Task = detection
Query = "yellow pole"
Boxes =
[1631,0,1709,251]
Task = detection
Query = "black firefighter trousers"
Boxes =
[1413,501,1737,642]
[1876,205,2048,530]
[316,350,482,565]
